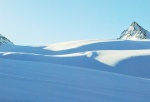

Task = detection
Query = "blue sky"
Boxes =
[0,0,150,45]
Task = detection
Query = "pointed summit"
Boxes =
[131,21,138,26]
[0,34,13,45]
[119,22,150,39]
[128,21,142,31]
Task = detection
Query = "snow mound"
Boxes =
[0,39,150,101]
[0,39,150,78]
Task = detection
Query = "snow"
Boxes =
[0,39,150,101]
[44,39,103,51]
[0,59,150,102]
[0,39,150,78]
[96,50,150,66]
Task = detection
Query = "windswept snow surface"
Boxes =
[0,59,150,102]
[0,39,150,101]
[1,39,150,78]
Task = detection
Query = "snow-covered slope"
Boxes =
[0,39,150,101]
[0,34,13,45]
[0,59,150,102]
[0,39,150,78]
[119,22,150,39]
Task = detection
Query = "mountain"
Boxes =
[119,22,150,39]
[0,34,13,45]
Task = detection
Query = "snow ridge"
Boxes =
[0,34,13,45]
[119,22,150,39]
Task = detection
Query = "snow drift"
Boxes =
[0,59,150,102]
[0,39,150,101]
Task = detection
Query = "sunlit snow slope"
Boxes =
[0,39,150,78]
[0,39,150,101]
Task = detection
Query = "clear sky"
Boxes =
[0,0,150,45]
